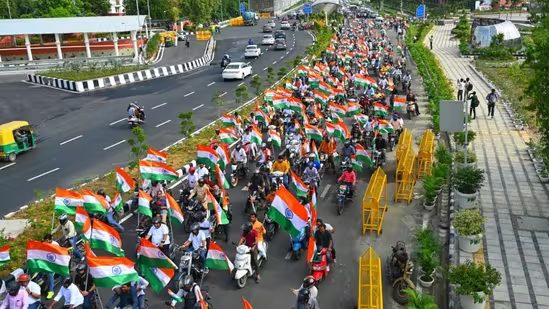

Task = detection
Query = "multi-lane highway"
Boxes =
[0,20,313,213]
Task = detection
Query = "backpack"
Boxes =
[466,82,473,92]
[471,96,480,108]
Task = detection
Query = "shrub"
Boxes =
[454,209,485,236]
[454,150,477,163]
[449,261,501,303]
[454,166,485,193]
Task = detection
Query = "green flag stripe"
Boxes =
[27,259,69,277]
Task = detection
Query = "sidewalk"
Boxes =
[155,36,208,67]
[431,24,549,309]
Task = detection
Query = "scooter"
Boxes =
[128,106,146,127]
[270,171,285,191]
[310,248,330,285]
[290,226,309,260]
[233,244,267,288]
[263,212,279,241]
[230,161,247,187]
[406,101,416,120]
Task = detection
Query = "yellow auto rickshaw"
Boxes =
[0,121,36,162]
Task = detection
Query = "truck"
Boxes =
[242,11,257,26]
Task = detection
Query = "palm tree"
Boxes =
[403,289,438,309]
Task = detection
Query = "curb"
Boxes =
[25,37,216,93]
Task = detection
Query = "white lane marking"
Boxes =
[219,92,227,97]
[192,104,204,111]
[320,184,331,198]
[59,135,83,146]
[207,82,216,86]
[155,120,172,128]
[27,167,60,182]
[252,74,258,77]
[238,82,245,87]
[280,56,285,60]
[120,213,133,224]
[103,139,127,150]
[263,67,268,71]
[0,163,15,171]
[286,51,290,55]
[109,118,126,126]
[272,61,277,64]
[151,102,167,109]
[184,91,195,97]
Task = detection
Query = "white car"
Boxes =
[280,21,291,30]
[267,20,276,28]
[244,45,261,58]
[222,62,252,80]
[262,34,275,45]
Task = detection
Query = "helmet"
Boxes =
[59,213,68,225]
[152,217,162,225]
[62,277,73,287]
[236,144,242,150]
[254,168,260,174]
[303,275,315,289]
[195,212,205,222]
[191,223,200,234]
[344,141,351,147]
[76,263,87,272]
[17,273,30,282]
[181,275,194,291]
[7,281,20,296]
[188,167,196,174]
[241,222,252,234]
[297,287,311,304]
[308,162,314,168]
[198,178,205,185]
[392,114,398,120]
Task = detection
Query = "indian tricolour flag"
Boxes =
[254,108,270,125]
[297,65,308,77]
[290,170,309,198]
[75,206,91,236]
[313,90,329,105]
[166,192,184,225]
[86,254,138,288]
[197,145,219,169]
[329,102,347,119]
[115,167,135,193]
[354,114,369,126]
[287,97,304,113]
[137,238,177,268]
[143,267,174,293]
[215,144,230,170]
[269,130,281,148]
[0,245,10,266]
[27,241,70,277]
[145,147,168,163]
[138,190,152,217]
[266,186,309,238]
[204,242,234,272]
[54,188,83,215]
[356,144,373,166]
[139,160,179,181]
[81,189,108,214]
[304,124,323,142]
[112,191,123,213]
[250,125,262,145]
[373,103,388,117]
[325,122,337,137]
[221,114,238,127]
[346,102,362,116]
[333,120,350,142]
[90,219,124,257]
[376,119,394,134]
[318,81,333,95]
[218,128,238,144]
[351,155,363,171]
[272,96,288,109]
[215,164,230,189]
[264,90,276,102]
[393,95,407,111]
[207,191,229,225]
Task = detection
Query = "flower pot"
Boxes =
[454,189,477,209]
[459,293,486,309]
[423,201,436,211]
[419,274,434,288]
[458,233,483,253]
[455,161,477,170]
[539,175,549,182]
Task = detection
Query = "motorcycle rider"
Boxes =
[53,213,84,261]
[186,167,198,190]
[188,179,210,214]
[314,223,333,267]
[293,287,319,309]
[291,276,318,300]
[272,155,291,187]
[196,163,209,180]
[97,188,125,232]
[351,122,362,141]
[406,91,420,116]
[248,38,254,45]
[302,162,319,189]
[248,169,266,198]
[374,134,388,163]
[249,213,267,259]
[221,54,231,68]
[319,136,336,171]
[257,143,272,168]
[166,275,204,309]
[198,213,212,251]
[238,222,261,283]
[241,127,257,159]
[145,217,170,256]
[337,166,356,197]
[232,144,248,171]
[17,274,40,309]
[48,278,84,309]
[341,140,356,160]
[74,263,96,309]
[181,223,207,263]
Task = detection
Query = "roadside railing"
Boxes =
[0,55,134,71]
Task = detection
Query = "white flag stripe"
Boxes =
[0,252,9,261]
[90,264,135,278]
[139,246,166,259]
[27,249,70,266]
[153,268,171,285]
[92,228,120,247]
[55,197,82,206]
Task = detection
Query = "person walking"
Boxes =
[464,77,473,98]
[429,35,433,50]
[457,78,465,101]
[468,91,479,119]
[486,88,498,119]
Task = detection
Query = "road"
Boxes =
[0,20,312,214]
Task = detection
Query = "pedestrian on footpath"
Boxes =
[457,78,465,101]
[468,91,479,119]
[429,35,433,50]
[486,88,498,119]
[464,77,473,98]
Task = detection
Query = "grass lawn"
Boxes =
[475,60,535,127]
[40,65,149,81]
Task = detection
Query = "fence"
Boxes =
[417,129,435,178]
[362,167,387,235]
[357,246,383,309]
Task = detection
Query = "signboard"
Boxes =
[303,3,313,15]
[416,4,426,18]
[439,100,465,133]
[240,2,246,13]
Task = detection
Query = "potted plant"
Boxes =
[454,150,477,169]
[432,163,450,187]
[422,175,439,211]
[417,249,440,288]
[416,228,441,253]
[539,169,549,182]
[453,130,476,147]
[453,209,485,253]
[453,166,485,209]
[435,144,453,166]
[448,261,501,309]
[403,288,439,309]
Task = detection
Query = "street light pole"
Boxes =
[6,0,12,19]
[146,0,151,38]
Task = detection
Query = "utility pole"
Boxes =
[6,0,12,19]
[146,0,151,38]
[400,0,403,14]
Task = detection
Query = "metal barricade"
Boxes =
[358,246,383,309]
[362,167,387,235]
[417,129,435,179]
[394,148,416,204]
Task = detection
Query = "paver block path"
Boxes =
[431,23,549,309]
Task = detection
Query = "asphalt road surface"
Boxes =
[0,20,313,214]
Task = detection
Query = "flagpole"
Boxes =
[84,218,94,293]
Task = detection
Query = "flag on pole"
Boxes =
[356,144,373,166]
[54,188,83,215]
[145,147,168,163]
[204,242,234,272]
[266,186,309,238]
[115,167,135,193]
[196,145,219,169]
[250,125,263,145]
[311,142,319,162]
[328,102,346,119]
[89,219,124,256]
[242,297,255,309]
[351,155,363,171]
[221,114,239,127]
[306,235,317,265]
[346,102,362,116]
[218,128,239,144]
[354,114,369,127]
[86,254,138,288]
[287,97,305,113]
[215,144,230,170]
[81,189,108,214]
[290,170,309,198]
[207,191,230,225]
[269,129,282,148]
[333,120,350,142]
[166,192,184,225]
[313,90,329,105]
[373,103,389,117]
[272,96,288,109]
[139,160,179,181]
[75,206,91,237]
[304,124,323,142]
[393,95,407,111]
[142,267,174,293]
[138,190,152,217]
[376,119,394,134]
[137,238,177,268]
[0,245,10,266]
[26,241,70,277]
[168,289,183,303]
[112,191,124,214]
[215,164,230,189]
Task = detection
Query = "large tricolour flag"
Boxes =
[266,186,309,238]
[197,145,219,169]
[138,190,152,217]
[139,160,179,181]
[0,245,10,266]
[166,192,184,225]
[356,144,373,166]
[75,206,91,236]
[215,164,230,189]
[290,170,309,198]
[373,103,388,117]
[142,267,174,293]
[81,189,108,214]
[54,188,83,215]
[86,254,138,288]
[137,238,177,269]
[145,147,168,163]
[115,167,135,193]
[27,241,70,277]
[304,124,323,142]
[204,242,234,272]
[218,128,238,144]
[207,191,229,225]
[393,95,407,111]
[89,219,124,256]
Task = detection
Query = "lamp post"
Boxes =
[6,0,12,19]
[146,0,151,38]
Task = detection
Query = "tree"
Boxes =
[277,66,288,79]
[402,289,438,309]
[266,66,275,87]
[235,84,250,104]
[212,90,225,116]
[125,0,172,19]
[180,0,214,24]
[127,126,148,168]
[80,0,110,16]
[250,75,263,95]
[293,56,303,67]
[178,112,196,138]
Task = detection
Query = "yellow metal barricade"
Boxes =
[195,31,211,41]
[358,246,383,309]
[396,128,412,162]
[394,148,416,204]
[417,129,435,178]
[362,167,387,235]
[229,17,244,26]
[260,12,272,19]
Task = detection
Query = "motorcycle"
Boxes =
[388,132,396,152]
[270,171,285,191]
[310,248,330,285]
[339,156,351,175]
[290,226,309,261]
[373,150,385,169]
[230,161,247,187]
[335,182,353,215]
[128,106,146,127]
[319,153,335,175]
[233,244,267,288]
[386,241,415,304]
[263,212,279,242]
[183,200,205,233]
[406,101,416,120]
[172,249,208,290]
[245,189,265,214]
[221,57,231,69]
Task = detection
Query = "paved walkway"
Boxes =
[431,24,549,309]
[155,36,207,67]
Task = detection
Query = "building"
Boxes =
[250,0,302,15]
[109,0,125,15]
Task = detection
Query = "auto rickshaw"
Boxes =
[0,121,36,162]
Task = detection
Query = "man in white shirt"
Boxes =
[145,217,170,255]
[133,276,149,309]
[17,274,41,309]
[232,144,248,165]
[196,163,209,179]
[48,278,84,309]
[186,167,198,190]
[182,223,207,262]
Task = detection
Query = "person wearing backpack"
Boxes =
[468,91,480,119]
[465,78,473,98]
[485,88,499,119]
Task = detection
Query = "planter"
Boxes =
[539,175,549,182]
[459,293,486,309]
[454,189,478,209]
[423,201,436,211]
[458,233,483,253]
[419,274,435,288]
[455,161,477,170]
